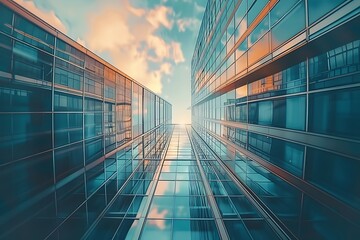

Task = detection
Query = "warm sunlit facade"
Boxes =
[191,0,360,239]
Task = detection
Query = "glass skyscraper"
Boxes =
[191,0,360,239]
[0,1,172,239]
[1,0,360,239]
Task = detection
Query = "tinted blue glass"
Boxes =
[172,220,220,240]
[0,34,12,74]
[56,173,85,216]
[56,204,87,239]
[141,219,172,240]
[149,196,174,218]
[55,58,84,91]
[224,220,252,240]
[247,0,267,25]
[55,142,84,181]
[85,113,103,139]
[0,114,12,163]
[216,197,238,218]
[12,113,52,160]
[86,163,105,195]
[56,39,85,67]
[248,132,304,177]
[271,1,305,49]
[249,95,306,131]
[87,187,105,221]
[248,16,269,47]
[270,0,299,26]
[0,151,53,213]
[86,217,120,240]
[54,92,83,111]
[309,88,360,140]
[85,137,103,163]
[230,197,259,218]
[13,14,54,53]
[306,148,360,210]
[308,0,346,24]
[301,196,360,239]
[174,196,213,218]
[0,4,12,34]
[0,85,51,112]
[85,97,103,111]
[13,41,53,82]
[243,219,280,239]
[54,113,83,147]
[309,40,360,90]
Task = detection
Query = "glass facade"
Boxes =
[0,2,171,239]
[192,0,360,239]
[2,0,360,239]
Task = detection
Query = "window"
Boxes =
[56,39,85,67]
[248,132,304,177]
[248,16,269,47]
[0,85,51,112]
[9,113,52,161]
[13,41,53,82]
[85,137,103,163]
[271,1,305,50]
[309,40,360,90]
[309,88,360,140]
[55,142,84,181]
[54,92,83,111]
[13,14,54,53]
[0,4,12,34]
[270,0,300,26]
[247,0,267,25]
[0,34,12,74]
[308,0,346,24]
[55,58,84,91]
[54,113,83,147]
[248,95,306,131]
[0,151,53,212]
[306,148,360,210]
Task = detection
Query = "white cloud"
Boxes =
[194,2,206,14]
[84,0,185,94]
[147,5,174,29]
[14,0,67,33]
[177,18,201,32]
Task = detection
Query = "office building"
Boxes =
[191,0,360,239]
[1,0,360,239]
[0,1,172,239]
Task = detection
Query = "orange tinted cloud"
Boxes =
[84,0,185,94]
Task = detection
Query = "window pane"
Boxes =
[13,41,53,82]
[54,113,83,147]
[55,58,84,91]
[306,148,360,210]
[309,88,360,139]
[271,2,305,50]
[308,0,346,24]
[56,39,85,67]
[0,34,12,74]
[0,4,13,34]
[172,220,220,240]
[55,142,84,181]
[248,132,304,177]
[54,92,83,111]
[309,40,360,90]
[13,14,54,53]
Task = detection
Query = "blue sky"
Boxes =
[14,0,207,124]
